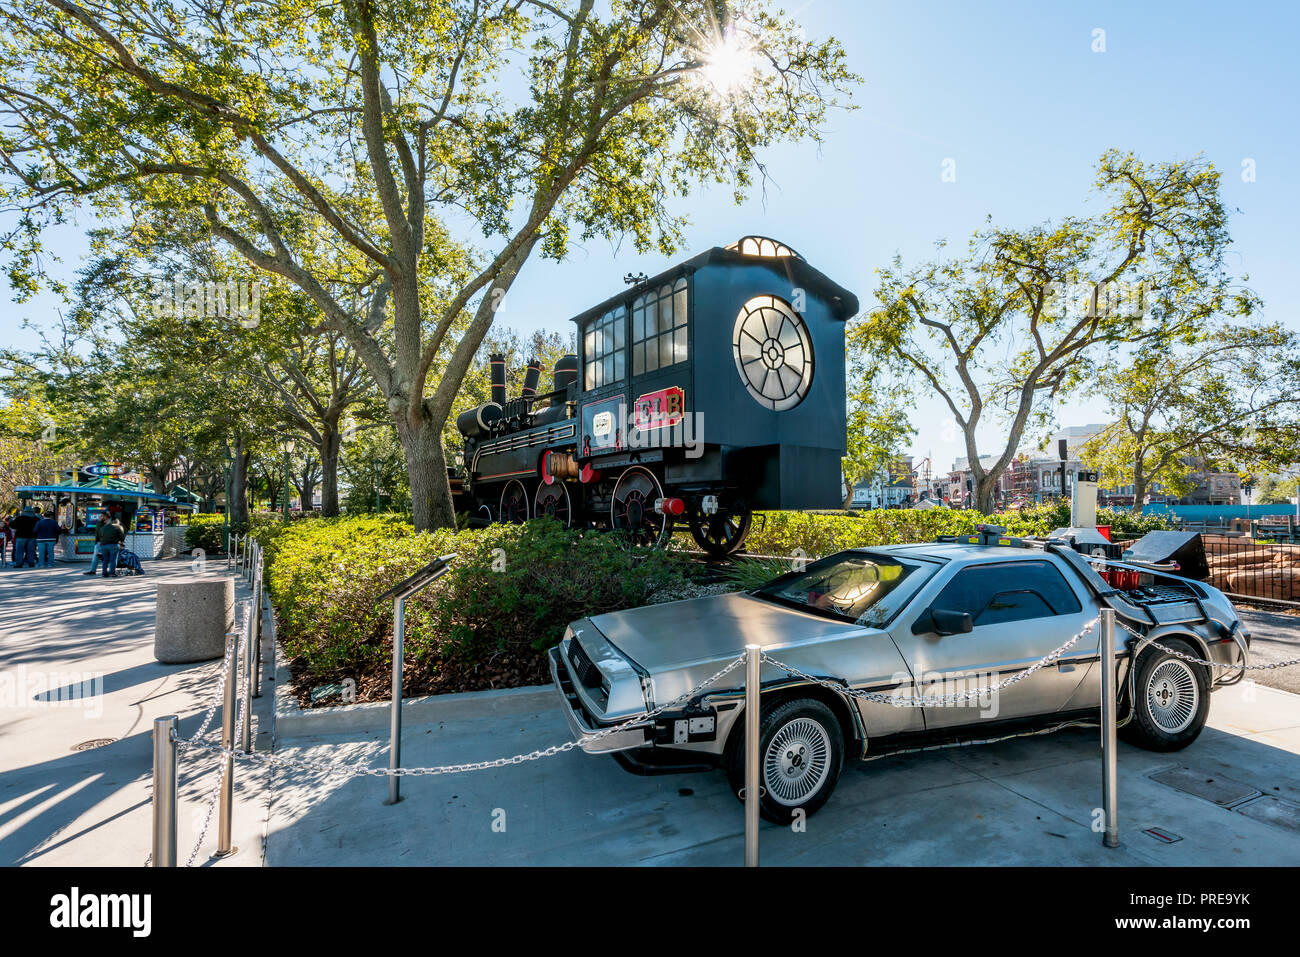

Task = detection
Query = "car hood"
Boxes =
[589,591,862,673]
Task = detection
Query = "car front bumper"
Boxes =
[548,645,652,754]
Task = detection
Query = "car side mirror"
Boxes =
[912,608,974,636]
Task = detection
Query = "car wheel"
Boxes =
[727,698,843,824]
[1121,638,1210,752]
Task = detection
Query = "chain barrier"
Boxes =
[762,617,1101,707]
[1116,620,1300,671]
[178,654,746,780]
[179,633,247,867]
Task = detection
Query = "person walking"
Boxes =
[83,513,108,575]
[34,510,61,568]
[11,506,37,568]
[0,516,13,568]
[99,516,126,578]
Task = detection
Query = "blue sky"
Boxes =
[4,0,1298,473]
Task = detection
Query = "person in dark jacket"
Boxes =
[99,517,126,578]
[34,511,61,568]
[11,507,37,568]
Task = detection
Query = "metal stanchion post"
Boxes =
[744,644,760,868]
[215,632,238,858]
[240,615,253,752]
[376,555,454,806]
[387,594,405,805]
[1100,609,1119,848]
[151,715,178,867]
[251,557,263,698]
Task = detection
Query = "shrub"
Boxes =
[184,514,229,553]
[742,504,1172,558]
[266,516,691,683]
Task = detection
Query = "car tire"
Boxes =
[726,697,844,824]
[1121,637,1210,752]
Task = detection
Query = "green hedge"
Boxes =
[184,514,228,553]
[182,510,294,555]
[266,516,691,682]
[742,504,1173,558]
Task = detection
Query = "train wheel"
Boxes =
[499,479,531,523]
[688,501,753,558]
[610,466,671,548]
[534,482,572,526]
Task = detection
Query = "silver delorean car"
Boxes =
[549,530,1249,822]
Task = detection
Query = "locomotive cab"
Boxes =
[457,236,858,557]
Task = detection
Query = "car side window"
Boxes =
[930,561,1082,627]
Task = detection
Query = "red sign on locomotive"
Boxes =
[632,386,685,431]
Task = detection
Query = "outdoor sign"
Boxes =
[83,461,127,477]
[632,386,685,430]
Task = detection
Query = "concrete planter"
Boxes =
[154,578,235,663]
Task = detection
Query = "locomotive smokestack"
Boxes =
[522,357,542,398]
[489,353,507,406]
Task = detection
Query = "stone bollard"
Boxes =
[154,578,235,664]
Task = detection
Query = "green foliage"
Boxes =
[1257,477,1299,505]
[265,516,691,681]
[720,556,799,591]
[1082,321,1300,512]
[851,150,1251,513]
[0,0,856,531]
[743,505,1172,557]
[184,514,229,554]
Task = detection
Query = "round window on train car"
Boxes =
[731,296,814,411]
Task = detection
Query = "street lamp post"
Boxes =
[371,458,381,514]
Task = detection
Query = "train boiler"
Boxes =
[456,236,859,557]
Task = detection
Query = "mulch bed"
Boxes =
[287,642,552,710]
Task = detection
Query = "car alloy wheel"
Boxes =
[763,716,832,806]
[1146,659,1199,734]
[1121,637,1210,752]
[727,697,844,823]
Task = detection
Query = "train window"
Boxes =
[732,295,814,411]
[584,307,626,389]
[633,277,689,375]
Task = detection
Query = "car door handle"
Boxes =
[1056,661,1076,673]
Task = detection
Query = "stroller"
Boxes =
[115,548,146,576]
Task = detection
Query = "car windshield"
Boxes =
[752,552,934,626]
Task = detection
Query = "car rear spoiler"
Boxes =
[1038,540,1164,629]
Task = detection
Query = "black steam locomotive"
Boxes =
[455,236,858,557]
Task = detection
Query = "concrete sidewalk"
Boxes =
[265,675,1300,866]
[6,555,1300,867]
[0,557,273,866]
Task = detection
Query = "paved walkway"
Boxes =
[4,557,1299,866]
[263,676,1300,866]
[0,557,272,866]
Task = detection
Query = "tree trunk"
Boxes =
[398,413,455,531]
[1130,468,1148,515]
[974,474,998,514]
[841,470,856,510]
[229,438,251,528]
[320,422,341,517]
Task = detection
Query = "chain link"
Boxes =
[762,617,1101,707]
[178,633,246,867]
[1117,620,1300,671]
